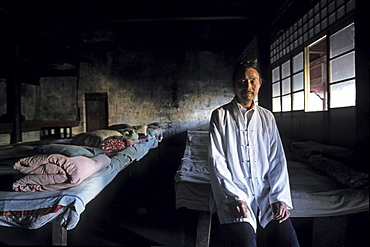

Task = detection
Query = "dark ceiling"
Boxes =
[0,0,285,64]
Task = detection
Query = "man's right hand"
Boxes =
[227,200,249,218]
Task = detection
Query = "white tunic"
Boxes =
[208,97,292,231]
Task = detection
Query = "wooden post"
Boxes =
[6,42,22,144]
[196,211,212,247]
[52,221,68,246]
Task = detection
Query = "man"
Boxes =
[208,61,299,247]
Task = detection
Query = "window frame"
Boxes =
[269,0,356,113]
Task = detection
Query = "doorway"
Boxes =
[85,93,108,132]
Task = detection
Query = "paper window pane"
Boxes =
[329,13,336,25]
[282,95,291,112]
[309,28,315,38]
[330,51,355,82]
[292,91,304,110]
[293,72,304,91]
[330,23,355,58]
[337,6,345,19]
[346,0,355,12]
[273,97,281,112]
[321,18,327,29]
[282,61,291,79]
[330,80,356,108]
[321,7,327,18]
[282,78,291,95]
[314,13,320,25]
[328,1,335,13]
[273,82,281,97]
[272,67,280,82]
[337,0,345,7]
[309,18,314,29]
[293,52,304,73]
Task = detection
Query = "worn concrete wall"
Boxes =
[78,47,237,135]
[0,46,238,144]
[39,77,78,121]
[0,76,79,144]
[0,81,41,144]
[0,77,77,121]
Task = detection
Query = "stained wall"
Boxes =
[0,45,240,144]
[76,48,237,135]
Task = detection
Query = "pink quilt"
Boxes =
[12,154,111,192]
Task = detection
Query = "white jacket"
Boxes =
[208,97,292,231]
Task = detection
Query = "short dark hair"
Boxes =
[232,61,261,83]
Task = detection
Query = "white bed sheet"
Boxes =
[174,130,369,217]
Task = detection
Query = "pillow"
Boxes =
[108,124,139,140]
[133,125,148,135]
[71,129,123,147]
[36,143,106,158]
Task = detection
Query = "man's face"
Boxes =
[233,68,262,106]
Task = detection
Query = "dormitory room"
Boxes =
[0,0,368,246]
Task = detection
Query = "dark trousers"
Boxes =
[223,219,300,247]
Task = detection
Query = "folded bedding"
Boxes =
[0,140,156,230]
[308,154,368,189]
[0,122,163,232]
[290,141,369,190]
[0,155,125,230]
[12,154,111,192]
[0,128,160,193]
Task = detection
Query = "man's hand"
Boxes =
[227,200,249,218]
[271,201,290,223]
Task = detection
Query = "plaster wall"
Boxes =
[0,47,238,145]
[77,48,236,135]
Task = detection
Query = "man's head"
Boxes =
[232,61,262,108]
